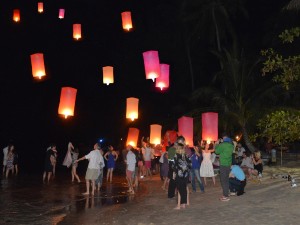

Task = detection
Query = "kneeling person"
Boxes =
[229,165,246,196]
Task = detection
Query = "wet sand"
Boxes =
[1,163,300,225]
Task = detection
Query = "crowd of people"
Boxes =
[1,133,266,210]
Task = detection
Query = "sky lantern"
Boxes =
[58,87,77,119]
[38,2,44,13]
[126,97,139,121]
[30,53,46,79]
[13,9,20,22]
[202,112,218,143]
[155,64,170,90]
[178,116,194,146]
[73,24,81,40]
[102,66,114,85]
[121,11,133,31]
[58,9,65,19]
[126,128,139,147]
[150,124,162,145]
[143,51,160,82]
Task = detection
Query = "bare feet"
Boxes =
[82,192,89,195]
[174,206,181,210]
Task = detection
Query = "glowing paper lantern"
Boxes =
[30,53,46,79]
[150,124,162,145]
[73,24,81,40]
[126,128,139,147]
[58,9,65,19]
[142,51,160,82]
[102,66,114,85]
[156,64,169,90]
[58,87,77,119]
[178,116,194,146]
[38,2,43,13]
[13,9,20,22]
[126,97,139,121]
[121,11,133,31]
[202,112,218,143]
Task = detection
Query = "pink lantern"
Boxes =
[121,11,133,31]
[178,116,194,146]
[202,112,218,143]
[126,97,139,121]
[155,64,169,90]
[126,128,139,147]
[150,124,162,145]
[102,66,114,85]
[58,87,77,119]
[142,51,160,82]
[58,9,65,19]
[30,53,46,79]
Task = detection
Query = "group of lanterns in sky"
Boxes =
[126,112,219,150]
[14,2,215,147]
[22,2,170,119]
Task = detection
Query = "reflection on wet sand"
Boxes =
[0,173,140,225]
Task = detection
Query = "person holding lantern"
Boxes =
[75,143,102,196]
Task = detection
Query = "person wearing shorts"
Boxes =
[125,145,136,194]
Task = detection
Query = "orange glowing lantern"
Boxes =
[102,66,114,85]
[58,87,77,119]
[13,9,20,22]
[202,112,218,143]
[38,2,43,13]
[143,51,160,82]
[156,64,169,90]
[126,97,139,121]
[121,11,133,31]
[150,124,162,145]
[30,53,46,79]
[58,9,65,19]
[73,24,81,40]
[126,128,139,147]
[178,116,194,146]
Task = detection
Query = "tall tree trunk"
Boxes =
[212,7,221,52]
[242,126,256,152]
[185,40,195,91]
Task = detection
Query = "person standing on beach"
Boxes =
[6,145,15,178]
[76,143,102,196]
[215,135,234,201]
[95,147,105,191]
[43,144,57,183]
[2,145,8,175]
[125,145,136,194]
[104,145,118,183]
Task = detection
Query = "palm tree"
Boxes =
[189,48,287,152]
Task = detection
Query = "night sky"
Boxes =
[0,0,296,170]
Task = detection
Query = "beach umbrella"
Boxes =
[102,66,114,85]
[30,53,46,79]
[13,9,20,22]
[126,128,139,147]
[126,97,139,121]
[121,11,133,31]
[155,64,169,90]
[178,116,194,146]
[73,24,81,40]
[202,112,218,143]
[58,87,77,118]
[38,2,44,13]
[58,9,65,19]
[143,51,160,82]
[150,124,162,145]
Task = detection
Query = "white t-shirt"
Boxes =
[3,146,8,165]
[240,157,254,169]
[237,147,246,157]
[126,150,136,171]
[85,150,101,169]
[142,147,153,161]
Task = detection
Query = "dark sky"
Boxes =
[0,0,296,167]
[0,0,188,156]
